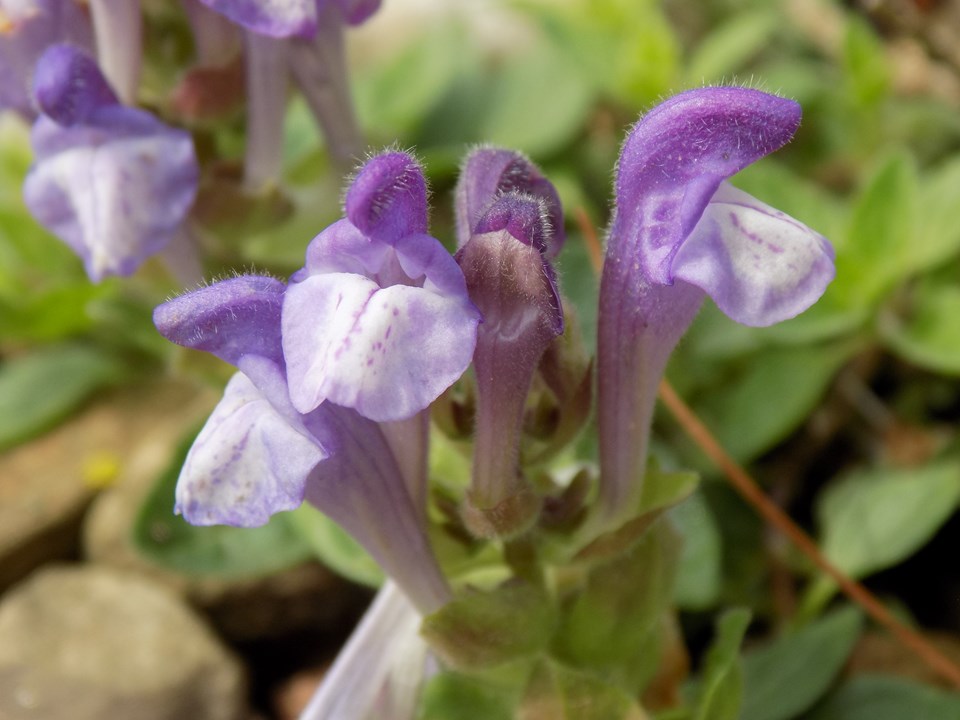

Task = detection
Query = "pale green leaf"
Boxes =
[818,460,960,580]
[694,608,751,720]
[287,504,384,587]
[806,674,960,720]
[740,606,862,720]
[0,345,125,451]
[880,279,960,375]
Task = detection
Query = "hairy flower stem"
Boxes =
[462,330,542,538]
[89,0,142,104]
[596,254,704,527]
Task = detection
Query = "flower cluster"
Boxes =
[152,87,835,716]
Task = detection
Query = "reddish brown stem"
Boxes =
[658,379,960,689]
[574,207,603,274]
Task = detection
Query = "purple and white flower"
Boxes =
[596,86,836,524]
[282,151,481,422]
[23,44,198,282]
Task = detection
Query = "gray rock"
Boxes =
[0,379,216,594]
[0,564,248,720]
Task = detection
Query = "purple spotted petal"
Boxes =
[24,61,199,282]
[0,0,93,118]
[672,182,835,326]
[283,233,480,421]
[455,146,565,258]
[614,87,803,285]
[195,0,317,38]
[175,372,328,527]
[154,275,286,368]
[344,151,429,246]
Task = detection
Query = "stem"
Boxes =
[658,379,960,690]
[181,0,239,67]
[160,225,204,289]
[243,31,287,191]
[286,4,363,167]
[90,0,142,105]
[461,330,542,538]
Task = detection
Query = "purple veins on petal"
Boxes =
[283,151,480,422]
[175,372,328,527]
[283,231,480,421]
[613,86,804,285]
[153,275,286,368]
[672,182,835,326]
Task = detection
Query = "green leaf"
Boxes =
[817,459,960,580]
[418,672,517,720]
[836,153,917,308]
[355,23,472,139]
[685,12,779,85]
[671,491,722,611]
[913,155,960,273]
[520,659,646,720]
[695,341,855,462]
[286,504,384,587]
[740,606,863,720]
[692,608,751,720]
[516,0,678,107]
[132,430,313,578]
[0,344,125,451]
[479,39,595,158]
[842,15,891,107]
[422,581,557,671]
[806,674,960,720]
[0,283,112,342]
[556,522,680,689]
[880,279,960,375]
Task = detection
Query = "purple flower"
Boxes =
[154,273,452,613]
[23,44,199,282]
[596,87,835,525]
[282,151,481,422]
[0,0,92,118]
[455,146,565,259]
[196,0,380,38]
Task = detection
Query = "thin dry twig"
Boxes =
[574,207,603,274]
[657,380,960,690]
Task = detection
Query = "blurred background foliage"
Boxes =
[4,0,960,717]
